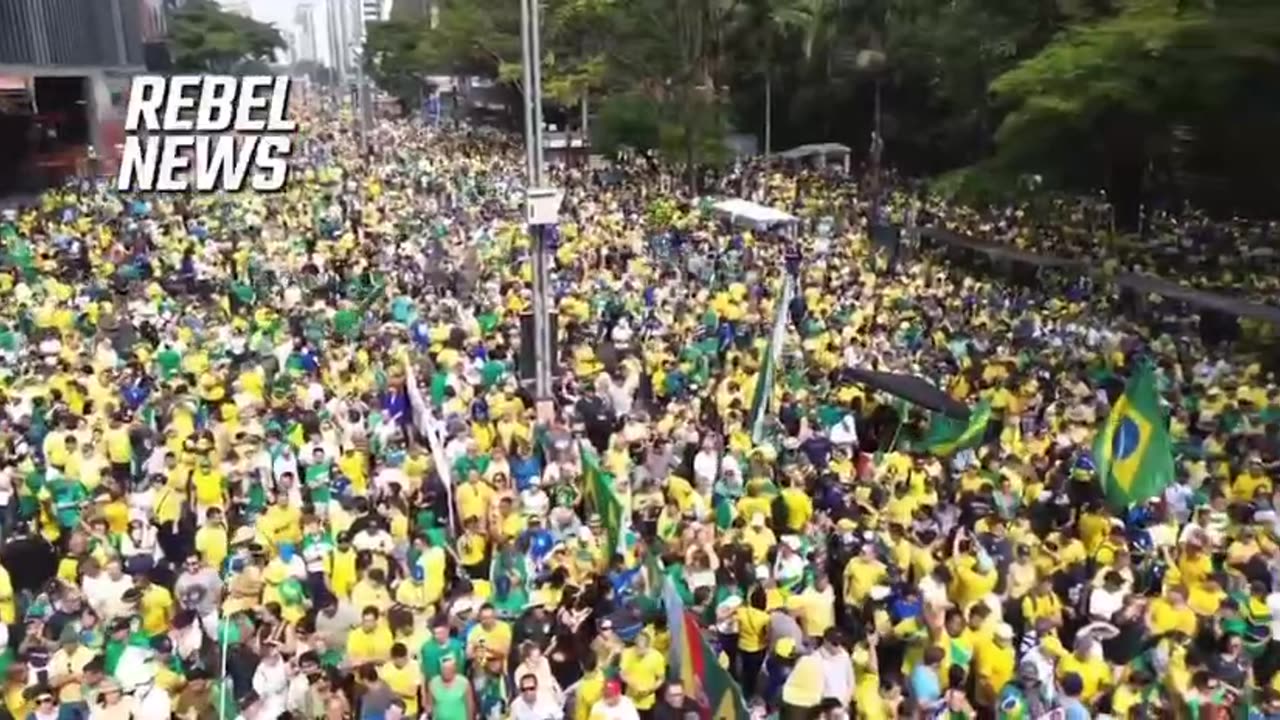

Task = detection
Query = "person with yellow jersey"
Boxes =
[842,542,888,608]
[618,630,666,712]
[194,507,229,572]
[466,605,513,667]
[378,643,423,716]
[136,573,175,636]
[346,607,395,669]
[105,419,133,484]
[729,588,771,700]
[972,623,1017,712]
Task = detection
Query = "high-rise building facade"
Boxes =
[361,0,393,23]
[294,3,320,63]
[0,0,149,188]
[326,0,350,84]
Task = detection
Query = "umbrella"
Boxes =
[840,367,970,419]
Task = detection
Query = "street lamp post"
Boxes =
[521,0,559,412]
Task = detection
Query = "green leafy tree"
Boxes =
[365,19,433,113]
[987,0,1280,225]
[168,0,286,73]
[596,0,735,185]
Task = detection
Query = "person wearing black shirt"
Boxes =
[514,603,554,650]
[652,682,697,720]
[575,385,616,454]
[1207,633,1249,690]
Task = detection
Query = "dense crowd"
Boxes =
[0,106,1276,720]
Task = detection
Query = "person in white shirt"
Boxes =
[829,414,859,448]
[816,630,854,707]
[271,446,300,486]
[252,642,290,720]
[131,674,173,720]
[1088,571,1129,621]
[692,436,723,494]
[588,681,639,720]
[509,673,564,720]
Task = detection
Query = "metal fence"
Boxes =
[0,0,146,68]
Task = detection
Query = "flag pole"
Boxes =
[218,560,232,720]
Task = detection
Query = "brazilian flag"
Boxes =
[581,446,626,556]
[1093,364,1175,509]
[922,400,992,456]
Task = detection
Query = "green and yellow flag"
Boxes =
[581,446,625,554]
[922,400,992,455]
[1093,364,1175,509]
[748,274,795,444]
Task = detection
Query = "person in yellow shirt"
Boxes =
[346,607,394,668]
[618,631,666,711]
[0,564,15,625]
[1020,578,1064,629]
[351,568,394,615]
[466,605,513,666]
[4,667,31,720]
[99,488,131,536]
[330,533,359,600]
[49,628,96,704]
[191,456,225,512]
[258,492,302,547]
[457,517,489,578]
[393,565,434,616]
[735,485,772,527]
[1006,545,1039,600]
[574,655,605,720]
[194,507,229,571]
[795,574,836,640]
[1147,585,1199,638]
[731,589,771,699]
[1056,637,1113,703]
[740,514,777,565]
[843,543,887,607]
[782,648,825,713]
[455,473,495,528]
[379,643,423,716]
[853,634,900,720]
[1232,456,1273,501]
[1177,540,1214,587]
[972,623,1016,712]
[949,532,998,610]
[136,574,174,636]
[778,479,813,533]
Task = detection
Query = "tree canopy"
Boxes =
[366,0,1280,219]
[168,0,287,74]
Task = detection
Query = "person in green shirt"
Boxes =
[46,475,87,531]
[103,618,132,675]
[419,620,466,680]
[303,447,332,505]
[453,449,490,480]
[1262,390,1280,424]
[425,656,472,720]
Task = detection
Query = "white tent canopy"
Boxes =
[777,142,852,160]
[710,198,798,229]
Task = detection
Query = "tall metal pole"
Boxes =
[529,0,545,180]
[519,0,536,183]
[521,0,553,402]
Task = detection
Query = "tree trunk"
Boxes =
[581,92,589,150]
